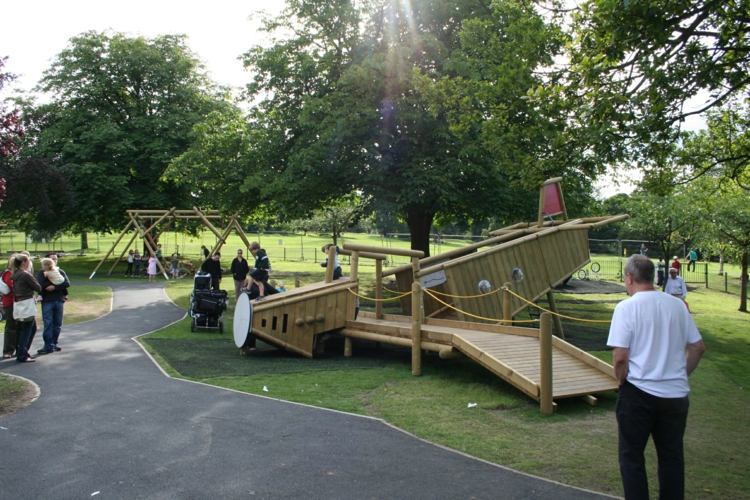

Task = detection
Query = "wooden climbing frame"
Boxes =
[89,207,253,280]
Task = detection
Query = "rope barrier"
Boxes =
[347,288,412,302]
[425,287,502,299]
[423,288,539,324]
[502,286,611,324]
[350,282,611,324]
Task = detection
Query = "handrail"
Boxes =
[343,243,424,258]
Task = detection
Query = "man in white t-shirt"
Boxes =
[608,255,705,499]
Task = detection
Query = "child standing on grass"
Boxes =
[147,253,158,282]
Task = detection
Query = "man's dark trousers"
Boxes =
[42,300,64,350]
[616,381,689,499]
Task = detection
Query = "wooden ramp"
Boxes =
[449,329,617,401]
[344,314,617,403]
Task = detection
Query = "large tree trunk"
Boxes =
[406,208,434,258]
[740,250,748,313]
[80,231,89,250]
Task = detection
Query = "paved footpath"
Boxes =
[1,283,614,499]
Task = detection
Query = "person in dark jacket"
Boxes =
[200,252,223,291]
[11,254,41,363]
[230,249,250,300]
[36,254,70,355]
[243,269,279,301]
[250,242,271,274]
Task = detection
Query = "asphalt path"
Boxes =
[0,283,615,499]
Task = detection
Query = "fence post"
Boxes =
[619,259,623,282]
[300,235,304,261]
[705,262,709,288]
[725,272,728,293]
[283,247,286,261]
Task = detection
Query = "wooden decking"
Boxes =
[345,314,617,403]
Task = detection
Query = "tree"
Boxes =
[25,32,229,238]
[0,56,24,208]
[621,190,698,266]
[677,101,750,190]
[683,175,750,312]
[566,0,750,172]
[1,157,74,236]
[164,107,259,211]
[296,192,369,245]
[233,0,575,255]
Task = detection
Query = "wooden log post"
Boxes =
[411,280,422,376]
[502,283,512,325]
[539,312,554,415]
[546,290,566,340]
[89,220,134,279]
[107,230,139,276]
[411,255,422,376]
[345,251,360,358]
[375,258,383,319]
[325,244,336,283]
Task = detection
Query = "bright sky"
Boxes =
[1,0,286,96]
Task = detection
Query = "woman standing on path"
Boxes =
[2,256,18,358]
[11,254,41,362]
[147,253,158,282]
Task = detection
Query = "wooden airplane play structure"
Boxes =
[233,178,627,414]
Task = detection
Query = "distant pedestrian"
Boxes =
[201,245,210,260]
[147,253,158,282]
[170,253,180,279]
[665,267,689,311]
[126,250,134,276]
[685,249,698,272]
[2,256,18,359]
[230,249,250,299]
[200,252,223,290]
[133,250,142,277]
[608,255,705,499]
[639,243,647,256]
[671,256,681,274]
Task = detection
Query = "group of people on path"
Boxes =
[2,252,70,363]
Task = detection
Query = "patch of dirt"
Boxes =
[0,373,40,417]
[555,279,626,295]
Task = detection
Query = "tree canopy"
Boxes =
[169,0,594,255]
[566,0,750,172]
[12,32,230,235]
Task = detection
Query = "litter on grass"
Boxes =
[262,386,269,392]
[467,402,478,408]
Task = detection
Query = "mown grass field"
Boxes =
[136,261,750,499]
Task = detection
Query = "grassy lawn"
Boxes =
[137,272,750,498]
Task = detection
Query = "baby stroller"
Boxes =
[189,272,228,332]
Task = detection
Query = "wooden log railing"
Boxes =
[343,243,425,375]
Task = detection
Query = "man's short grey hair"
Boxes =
[624,254,655,284]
